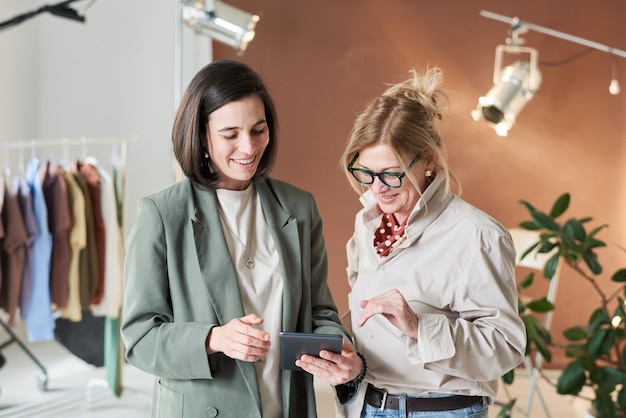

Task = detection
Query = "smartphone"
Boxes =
[279,332,343,371]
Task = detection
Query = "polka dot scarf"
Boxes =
[374,213,407,257]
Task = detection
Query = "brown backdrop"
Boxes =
[214,0,626,368]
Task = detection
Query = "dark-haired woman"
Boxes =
[121,59,364,418]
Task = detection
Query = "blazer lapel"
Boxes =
[189,183,261,410]
[256,181,302,333]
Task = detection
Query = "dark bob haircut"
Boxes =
[172,59,278,189]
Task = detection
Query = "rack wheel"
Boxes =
[37,373,48,391]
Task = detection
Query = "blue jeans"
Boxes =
[361,393,488,418]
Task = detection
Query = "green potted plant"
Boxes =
[507,193,626,418]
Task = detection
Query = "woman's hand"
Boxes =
[296,340,362,386]
[206,313,271,362]
[358,289,419,339]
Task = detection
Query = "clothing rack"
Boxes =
[0,135,136,413]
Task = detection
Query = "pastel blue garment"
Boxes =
[24,158,54,342]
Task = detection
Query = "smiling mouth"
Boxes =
[233,157,255,165]
[380,194,397,201]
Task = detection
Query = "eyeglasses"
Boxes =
[348,152,422,188]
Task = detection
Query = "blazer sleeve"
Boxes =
[303,192,361,404]
[298,190,348,338]
[120,196,216,380]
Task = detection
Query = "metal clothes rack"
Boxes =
[0,136,135,403]
[0,318,48,391]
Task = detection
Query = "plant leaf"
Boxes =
[526,298,555,313]
[612,268,626,283]
[519,221,540,231]
[588,224,608,239]
[501,368,514,385]
[537,241,557,254]
[522,315,552,362]
[591,366,625,392]
[583,251,603,275]
[519,242,540,262]
[557,361,586,394]
[543,253,560,279]
[496,399,515,418]
[587,328,609,359]
[519,272,534,289]
[589,308,611,332]
[531,211,560,232]
[563,327,587,341]
[534,336,552,363]
[563,218,586,243]
[594,390,617,418]
[519,200,537,213]
[549,193,570,218]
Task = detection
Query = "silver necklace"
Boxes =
[217,196,256,270]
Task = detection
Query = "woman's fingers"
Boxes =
[207,315,271,360]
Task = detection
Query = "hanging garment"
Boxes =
[68,168,98,309]
[76,161,106,306]
[0,178,28,326]
[55,309,104,367]
[16,176,38,320]
[89,158,123,319]
[24,158,54,342]
[39,161,71,309]
[59,169,86,322]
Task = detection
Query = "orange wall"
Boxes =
[215,0,626,368]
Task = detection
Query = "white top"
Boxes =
[343,174,526,416]
[90,158,124,318]
[216,185,283,418]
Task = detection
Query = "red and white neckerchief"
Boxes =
[374,213,407,257]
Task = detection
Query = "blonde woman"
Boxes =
[340,68,526,418]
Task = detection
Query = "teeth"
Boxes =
[235,158,254,164]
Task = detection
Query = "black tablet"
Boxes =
[279,332,343,371]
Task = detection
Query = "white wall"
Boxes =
[0,0,211,231]
[0,1,39,141]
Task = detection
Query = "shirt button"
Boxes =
[379,265,385,271]
[367,331,374,339]
[205,407,218,417]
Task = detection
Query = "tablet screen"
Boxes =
[279,332,343,371]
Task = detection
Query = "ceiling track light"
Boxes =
[474,10,626,136]
[182,0,260,54]
[472,44,541,137]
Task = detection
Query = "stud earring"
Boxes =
[201,150,210,168]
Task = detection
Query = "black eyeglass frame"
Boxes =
[347,152,423,188]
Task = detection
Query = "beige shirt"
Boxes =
[344,174,526,416]
[216,185,283,418]
[59,169,86,322]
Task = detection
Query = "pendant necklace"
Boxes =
[217,195,256,270]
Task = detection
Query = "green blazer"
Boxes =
[121,177,352,417]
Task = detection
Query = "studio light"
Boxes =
[472,45,541,137]
[475,11,626,137]
[182,0,260,53]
